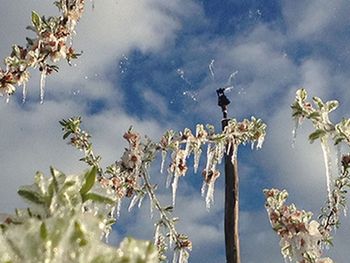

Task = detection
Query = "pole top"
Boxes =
[216,88,230,119]
[216,88,230,108]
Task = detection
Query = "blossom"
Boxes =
[0,71,16,97]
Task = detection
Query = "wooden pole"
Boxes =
[217,88,241,263]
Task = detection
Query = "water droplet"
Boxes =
[72,89,80,96]
[227,70,238,85]
[176,68,192,86]
[208,59,215,80]
[182,91,198,102]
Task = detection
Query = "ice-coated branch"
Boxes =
[60,116,266,262]
[0,0,85,102]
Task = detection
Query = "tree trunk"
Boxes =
[223,119,241,263]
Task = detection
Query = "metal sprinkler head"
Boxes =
[216,88,231,108]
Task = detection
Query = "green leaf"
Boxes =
[326,100,339,113]
[63,131,71,140]
[308,111,321,119]
[296,88,307,101]
[312,96,324,109]
[49,167,60,193]
[18,188,45,205]
[80,166,97,196]
[40,222,48,240]
[308,129,326,143]
[82,193,114,205]
[31,11,42,31]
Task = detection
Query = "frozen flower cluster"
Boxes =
[264,189,333,263]
[0,0,84,103]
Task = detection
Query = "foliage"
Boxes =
[265,89,350,263]
[0,166,158,263]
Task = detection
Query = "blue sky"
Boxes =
[1,0,350,262]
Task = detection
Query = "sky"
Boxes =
[1,0,350,262]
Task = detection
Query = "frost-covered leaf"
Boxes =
[80,166,97,195]
[31,11,42,31]
[309,129,326,143]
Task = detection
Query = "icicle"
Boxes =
[336,144,342,175]
[160,150,167,173]
[251,141,255,150]
[150,201,154,219]
[257,136,265,149]
[217,143,225,164]
[344,206,348,217]
[184,139,191,158]
[205,144,212,173]
[5,95,10,104]
[201,181,207,197]
[231,144,238,165]
[40,69,47,104]
[169,232,174,248]
[116,198,122,218]
[227,141,232,155]
[194,148,202,173]
[138,195,144,208]
[172,174,180,206]
[208,59,215,80]
[172,249,179,263]
[179,249,184,263]
[206,182,215,210]
[292,119,299,148]
[90,0,95,9]
[128,195,138,212]
[22,82,27,103]
[166,171,172,188]
[320,137,333,202]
